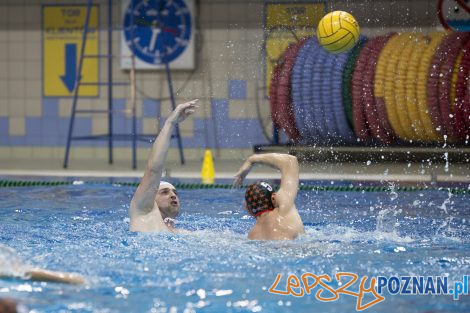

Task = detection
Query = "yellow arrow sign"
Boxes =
[43,5,99,97]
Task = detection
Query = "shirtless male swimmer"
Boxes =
[1,101,198,287]
[129,99,199,232]
[234,153,305,240]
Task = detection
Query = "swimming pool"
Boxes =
[0,179,469,312]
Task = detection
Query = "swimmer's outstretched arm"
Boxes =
[27,268,85,284]
[0,269,85,284]
[130,100,199,231]
[234,153,299,213]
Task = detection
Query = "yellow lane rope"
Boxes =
[384,33,409,139]
[395,33,419,140]
[416,32,446,141]
[405,33,428,141]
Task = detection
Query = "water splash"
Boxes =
[0,244,29,278]
[376,208,396,233]
[433,190,461,240]
[443,151,449,173]
[439,189,453,215]
[387,182,398,201]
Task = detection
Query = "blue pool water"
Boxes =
[0,181,469,312]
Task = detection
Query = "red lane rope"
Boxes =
[438,32,470,140]
[274,38,308,141]
[363,34,395,144]
[454,38,470,136]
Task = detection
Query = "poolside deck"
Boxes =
[0,152,468,184]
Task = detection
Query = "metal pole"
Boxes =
[63,0,93,168]
[273,126,279,144]
[131,54,137,169]
[107,0,113,164]
[130,0,137,169]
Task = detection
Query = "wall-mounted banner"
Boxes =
[42,5,99,97]
[121,0,195,70]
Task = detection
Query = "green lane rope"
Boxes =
[0,180,467,194]
[342,38,368,130]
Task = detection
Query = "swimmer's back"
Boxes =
[248,206,304,240]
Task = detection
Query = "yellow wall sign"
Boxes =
[264,2,325,96]
[266,3,325,29]
[43,5,99,97]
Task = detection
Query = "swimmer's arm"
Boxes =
[130,115,176,216]
[235,153,299,212]
[0,269,85,284]
[130,100,199,218]
[27,268,85,284]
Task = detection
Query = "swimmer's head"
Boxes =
[244,181,275,217]
[155,181,179,219]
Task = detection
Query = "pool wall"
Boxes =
[0,0,455,165]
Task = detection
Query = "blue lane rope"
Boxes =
[311,42,329,141]
[292,37,315,141]
[321,52,339,140]
[332,51,356,143]
[301,37,322,141]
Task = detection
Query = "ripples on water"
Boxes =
[0,185,469,312]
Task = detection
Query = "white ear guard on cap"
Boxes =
[159,181,176,190]
[260,181,273,192]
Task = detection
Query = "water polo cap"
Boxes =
[245,181,274,217]
[159,181,176,191]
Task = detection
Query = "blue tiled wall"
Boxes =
[142,99,161,118]
[189,98,267,148]
[228,80,247,100]
[0,80,270,149]
[0,117,9,145]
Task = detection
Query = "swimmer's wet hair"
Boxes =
[245,181,274,217]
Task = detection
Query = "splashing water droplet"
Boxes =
[394,246,406,252]
[443,152,449,173]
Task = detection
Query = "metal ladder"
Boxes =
[63,0,185,169]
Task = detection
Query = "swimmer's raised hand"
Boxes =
[167,99,199,124]
[233,158,253,187]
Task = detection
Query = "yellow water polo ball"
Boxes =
[317,11,360,54]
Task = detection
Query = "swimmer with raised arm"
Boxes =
[234,153,305,240]
[129,99,199,232]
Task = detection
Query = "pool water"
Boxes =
[0,182,469,312]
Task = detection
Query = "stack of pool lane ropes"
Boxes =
[269,32,470,145]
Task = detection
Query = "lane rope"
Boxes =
[0,180,467,194]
